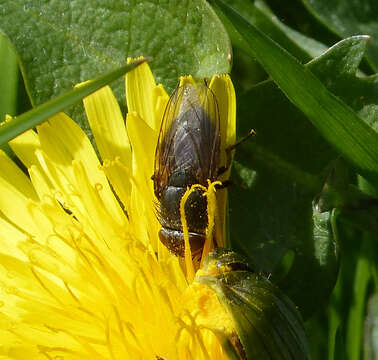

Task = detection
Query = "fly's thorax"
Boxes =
[169,169,199,188]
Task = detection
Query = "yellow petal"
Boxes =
[179,75,196,87]
[32,148,77,209]
[0,153,51,238]
[38,113,104,187]
[8,128,41,169]
[209,74,236,156]
[82,85,131,168]
[0,150,37,200]
[153,83,170,131]
[126,112,159,248]
[82,84,132,209]
[37,113,126,228]
[72,160,128,249]
[0,175,37,236]
[127,112,157,188]
[209,75,236,248]
[126,59,157,130]
[100,158,131,212]
[28,164,53,202]
[0,215,27,260]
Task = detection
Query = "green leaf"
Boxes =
[226,25,377,316]
[345,234,375,359]
[0,0,231,131]
[212,0,328,94]
[216,11,378,318]
[325,222,377,360]
[214,0,378,186]
[0,59,146,145]
[364,293,378,360]
[0,36,18,120]
[253,0,327,59]
[302,0,378,72]
[308,37,378,132]
[0,36,19,157]
[236,36,378,180]
[283,207,339,317]
[230,156,339,317]
[231,40,365,252]
[214,0,327,62]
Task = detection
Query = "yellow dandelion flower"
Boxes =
[0,61,237,359]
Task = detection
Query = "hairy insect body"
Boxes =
[154,84,221,257]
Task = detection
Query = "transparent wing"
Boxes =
[153,81,221,198]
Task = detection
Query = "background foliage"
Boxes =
[0,0,377,358]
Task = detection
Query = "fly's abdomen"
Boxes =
[158,185,208,256]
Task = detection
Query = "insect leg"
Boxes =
[218,129,256,176]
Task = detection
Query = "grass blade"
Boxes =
[214,0,378,185]
[0,58,147,145]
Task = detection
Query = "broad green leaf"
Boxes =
[214,0,378,186]
[302,0,378,71]
[308,38,378,132]
[0,59,145,145]
[0,0,231,132]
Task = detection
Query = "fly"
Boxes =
[153,80,221,258]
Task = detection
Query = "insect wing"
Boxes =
[154,82,221,197]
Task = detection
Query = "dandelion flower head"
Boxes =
[0,60,236,359]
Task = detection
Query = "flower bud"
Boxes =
[196,248,311,359]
